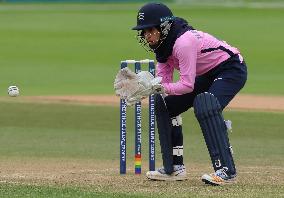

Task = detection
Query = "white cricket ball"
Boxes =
[8,85,20,97]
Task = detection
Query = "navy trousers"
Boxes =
[165,55,247,117]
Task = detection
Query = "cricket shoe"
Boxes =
[146,165,187,181]
[201,167,236,186]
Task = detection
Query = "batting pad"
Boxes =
[155,94,174,174]
[193,92,236,175]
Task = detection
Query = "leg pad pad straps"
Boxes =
[193,92,236,175]
[172,115,182,126]
[172,123,183,165]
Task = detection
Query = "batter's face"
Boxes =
[143,27,161,46]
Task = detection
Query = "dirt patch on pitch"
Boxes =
[0,159,283,196]
[1,94,284,112]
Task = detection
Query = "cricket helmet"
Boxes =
[132,2,174,30]
[132,3,175,52]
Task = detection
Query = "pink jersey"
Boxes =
[157,30,241,95]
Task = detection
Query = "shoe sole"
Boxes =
[202,178,221,186]
[201,178,236,186]
[146,174,187,181]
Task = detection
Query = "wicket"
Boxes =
[120,59,156,174]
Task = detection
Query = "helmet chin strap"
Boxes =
[149,40,162,51]
[151,35,170,52]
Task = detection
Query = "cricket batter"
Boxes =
[114,2,247,185]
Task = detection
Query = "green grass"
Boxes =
[0,102,283,165]
[0,182,283,198]
[0,3,283,95]
[0,101,283,197]
[0,183,148,198]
